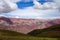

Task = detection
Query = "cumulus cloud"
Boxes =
[33,2,58,10]
[54,0,60,7]
[43,2,58,9]
[53,0,60,10]
[54,0,60,6]
[0,0,18,13]
[8,0,21,3]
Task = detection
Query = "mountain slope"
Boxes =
[28,24,60,38]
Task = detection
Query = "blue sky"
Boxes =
[16,0,53,9]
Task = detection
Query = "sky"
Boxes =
[8,0,52,2]
[8,0,59,2]
[0,0,60,19]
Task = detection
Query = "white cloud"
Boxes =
[1,7,60,19]
[0,0,18,13]
[54,0,60,7]
[43,2,58,9]
[33,1,58,10]
[8,0,21,2]
[53,0,60,11]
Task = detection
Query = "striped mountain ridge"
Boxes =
[0,16,60,34]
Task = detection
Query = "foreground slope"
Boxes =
[0,30,60,40]
[28,24,60,38]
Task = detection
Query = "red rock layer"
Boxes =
[0,16,60,34]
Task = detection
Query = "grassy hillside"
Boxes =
[28,24,60,38]
[0,24,60,40]
[0,30,60,40]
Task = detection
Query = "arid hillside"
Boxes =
[0,16,60,34]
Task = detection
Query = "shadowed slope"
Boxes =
[28,24,60,38]
[0,17,13,24]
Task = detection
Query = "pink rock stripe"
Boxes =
[0,16,60,34]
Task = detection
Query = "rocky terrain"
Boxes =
[0,16,60,34]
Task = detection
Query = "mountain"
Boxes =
[0,16,60,34]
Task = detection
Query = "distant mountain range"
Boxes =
[0,16,60,34]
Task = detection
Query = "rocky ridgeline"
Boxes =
[0,16,60,34]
